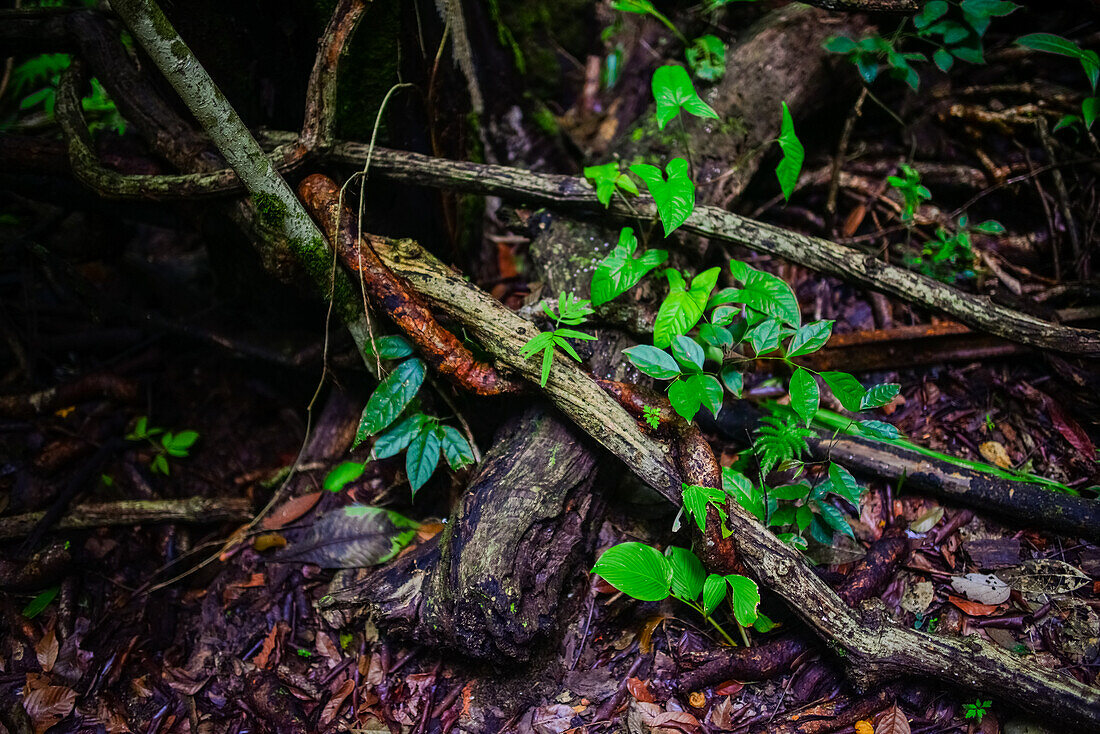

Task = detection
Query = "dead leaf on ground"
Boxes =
[320,678,355,726]
[979,441,1013,469]
[909,506,944,533]
[951,573,1011,605]
[874,703,911,734]
[900,579,935,615]
[23,673,76,734]
[626,677,655,703]
[531,703,576,734]
[997,559,1091,597]
[707,696,736,729]
[35,623,58,672]
[948,594,1001,616]
[262,491,322,530]
[253,621,288,670]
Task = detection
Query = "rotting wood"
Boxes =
[0,498,254,540]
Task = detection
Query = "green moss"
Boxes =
[253,192,288,228]
[334,1,401,141]
[170,39,188,60]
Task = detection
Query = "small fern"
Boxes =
[753,408,816,476]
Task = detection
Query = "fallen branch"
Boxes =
[365,232,1100,728]
[0,498,254,540]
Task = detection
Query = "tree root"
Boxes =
[0,498,254,541]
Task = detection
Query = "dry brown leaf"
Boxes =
[874,704,911,734]
[417,521,445,541]
[979,441,1012,469]
[251,533,287,552]
[951,573,1011,605]
[35,624,58,673]
[23,673,76,734]
[321,678,355,726]
[262,492,322,530]
[626,677,655,703]
[531,703,576,734]
[947,594,1001,616]
[714,680,744,696]
[252,622,286,670]
[707,696,735,730]
[638,614,670,653]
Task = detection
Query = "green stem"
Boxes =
[684,600,739,646]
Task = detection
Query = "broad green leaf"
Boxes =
[653,267,720,347]
[1084,97,1098,129]
[719,365,743,397]
[786,320,834,357]
[699,323,733,347]
[860,382,900,410]
[820,371,867,412]
[768,505,796,527]
[624,345,681,379]
[166,430,199,451]
[671,335,704,372]
[746,318,780,355]
[859,419,900,440]
[914,0,948,29]
[1017,33,1099,89]
[324,461,366,492]
[686,35,725,82]
[753,612,778,632]
[815,500,855,539]
[725,574,760,626]
[789,368,819,425]
[775,102,804,201]
[277,505,419,568]
[366,335,414,360]
[669,373,722,421]
[590,227,668,306]
[651,64,719,129]
[960,0,1017,37]
[770,482,811,500]
[714,260,800,327]
[356,358,426,442]
[592,542,672,601]
[828,462,862,506]
[438,425,475,470]
[722,467,763,522]
[711,305,738,326]
[702,573,727,616]
[796,504,813,532]
[406,426,441,495]
[373,413,428,459]
[682,483,727,532]
[584,162,629,207]
[631,158,696,237]
[933,48,954,72]
[22,586,59,619]
[694,374,724,418]
[666,545,706,602]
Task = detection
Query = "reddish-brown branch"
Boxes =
[297,174,523,395]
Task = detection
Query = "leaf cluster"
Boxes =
[125,416,199,476]
[520,292,597,387]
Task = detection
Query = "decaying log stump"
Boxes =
[321,408,603,660]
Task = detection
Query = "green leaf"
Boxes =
[770,482,811,500]
[669,373,722,421]
[324,461,367,492]
[725,574,760,626]
[746,319,780,355]
[277,505,420,568]
[438,425,475,470]
[373,413,428,459]
[630,158,696,237]
[796,504,813,533]
[1084,97,1098,129]
[540,343,554,387]
[151,454,169,475]
[789,368,819,425]
[828,462,862,506]
[702,573,727,616]
[815,500,855,539]
[820,371,867,412]
[722,468,763,522]
[665,546,706,602]
[933,48,954,72]
[1017,33,1099,89]
[682,483,727,532]
[366,335,414,360]
[823,35,857,54]
[970,219,1005,234]
[859,419,900,440]
[406,426,441,495]
[22,586,60,619]
[591,227,668,306]
[166,430,199,453]
[356,358,426,442]
[651,64,719,130]
[714,260,800,327]
[776,102,804,201]
[787,320,834,357]
[592,542,673,601]
[624,345,681,379]
[653,267,720,347]
[719,365,743,397]
[860,382,900,410]
[699,323,733,347]
[914,0,948,29]
[671,335,705,372]
[686,35,725,82]
[584,162,628,207]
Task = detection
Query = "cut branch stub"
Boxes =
[296,173,523,395]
